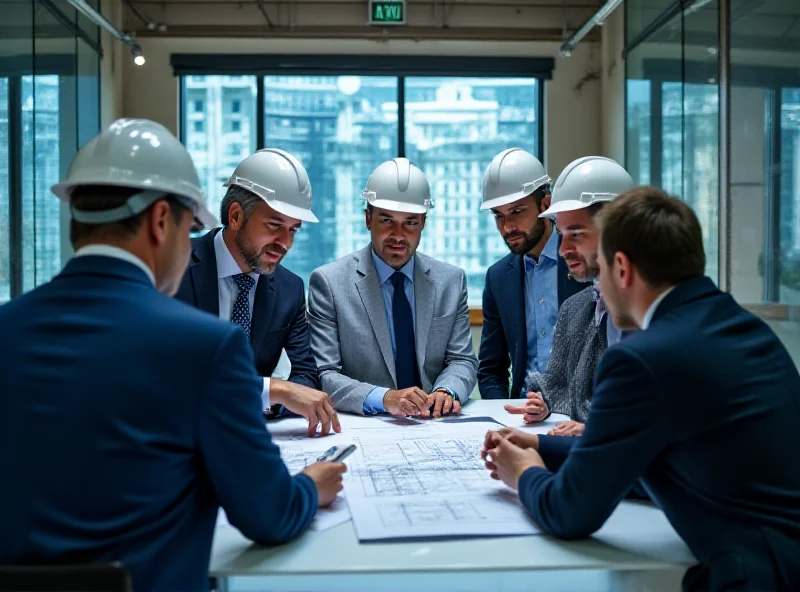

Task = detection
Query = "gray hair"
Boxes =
[220,185,262,226]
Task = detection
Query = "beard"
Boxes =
[562,252,600,282]
[503,218,546,255]
[235,226,287,276]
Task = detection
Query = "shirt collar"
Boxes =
[214,229,258,281]
[524,229,558,270]
[74,245,156,286]
[372,247,414,286]
[642,286,676,330]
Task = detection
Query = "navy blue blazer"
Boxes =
[478,245,587,399]
[519,277,800,591]
[176,229,320,391]
[0,256,318,591]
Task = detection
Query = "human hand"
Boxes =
[482,433,546,491]
[426,389,462,418]
[481,428,539,461]
[302,462,347,507]
[504,391,549,423]
[383,387,430,417]
[547,420,585,437]
[274,381,341,437]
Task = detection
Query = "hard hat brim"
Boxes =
[539,198,602,218]
[268,198,319,223]
[480,190,537,211]
[368,198,428,215]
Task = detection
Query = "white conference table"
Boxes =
[210,400,694,592]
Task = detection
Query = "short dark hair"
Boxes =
[596,186,705,287]
[69,185,187,246]
[220,185,262,226]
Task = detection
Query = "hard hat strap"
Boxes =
[71,189,170,224]
[521,174,552,196]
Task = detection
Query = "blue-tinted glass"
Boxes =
[0,77,8,303]
[405,77,540,306]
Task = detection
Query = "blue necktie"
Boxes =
[232,273,256,339]
[390,271,420,389]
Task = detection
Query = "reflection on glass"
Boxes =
[0,77,8,303]
[405,77,540,306]
[780,88,800,305]
[626,79,651,186]
[182,75,258,221]
[263,75,398,285]
[21,75,62,292]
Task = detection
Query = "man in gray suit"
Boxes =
[505,157,634,436]
[308,158,478,418]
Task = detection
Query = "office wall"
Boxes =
[601,8,625,164]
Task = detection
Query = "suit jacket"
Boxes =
[308,245,478,415]
[175,228,320,391]
[518,277,800,592]
[0,256,317,591]
[478,247,587,399]
[529,285,607,422]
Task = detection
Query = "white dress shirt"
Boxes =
[641,286,676,330]
[74,245,156,286]
[213,230,272,409]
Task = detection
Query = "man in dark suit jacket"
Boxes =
[484,187,800,591]
[176,149,339,437]
[478,149,585,400]
[0,119,344,591]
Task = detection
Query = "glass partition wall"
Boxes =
[625,0,800,366]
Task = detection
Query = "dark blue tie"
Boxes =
[232,273,256,339]
[390,271,420,389]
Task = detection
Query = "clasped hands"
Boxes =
[383,387,461,419]
[481,427,546,491]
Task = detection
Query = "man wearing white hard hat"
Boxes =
[503,156,635,436]
[308,158,478,418]
[176,149,340,438]
[478,148,586,405]
[0,119,345,590]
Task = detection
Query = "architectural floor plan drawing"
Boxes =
[340,420,542,541]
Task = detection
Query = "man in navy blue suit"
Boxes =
[477,149,586,401]
[0,119,346,591]
[176,149,339,438]
[483,187,800,591]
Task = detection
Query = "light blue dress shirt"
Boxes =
[593,286,622,347]
[523,230,559,384]
[363,250,416,414]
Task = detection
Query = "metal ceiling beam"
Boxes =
[559,0,623,56]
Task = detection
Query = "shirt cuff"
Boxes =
[363,387,389,415]
[261,377,271,411]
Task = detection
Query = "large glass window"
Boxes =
[181,75,258,221]
[0,77,8,303]
[406,77,539,305]
[263,75,398,284]
[181,73,542,306]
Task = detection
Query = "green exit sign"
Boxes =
[369,0,406,25]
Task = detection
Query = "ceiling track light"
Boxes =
[66,0,145,65]
[560,0,624,57]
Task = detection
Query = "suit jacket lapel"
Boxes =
[413,255,435,378]
[250,274,276,350]
[355,246,397,386]
[190,230,221,316]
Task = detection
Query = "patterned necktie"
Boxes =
[390,271,420,389]
[232,273,256,339]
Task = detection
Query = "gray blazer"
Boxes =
[308,245,478,415]
[528,285,606,423]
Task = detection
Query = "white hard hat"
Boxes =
[224,148,318,223]
[362,157,433,214]
[540,156,634,218]
[52,118,217,230]
[480,148,550,211]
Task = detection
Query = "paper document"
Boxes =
[342,420,541,541]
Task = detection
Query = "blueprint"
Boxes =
[341,420,542,541]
